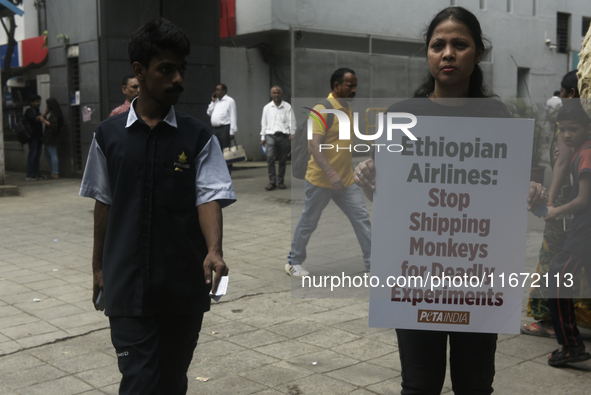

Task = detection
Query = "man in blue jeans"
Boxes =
[287,68,371,277]
[24,95,44,180]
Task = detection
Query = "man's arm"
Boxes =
[229,99,238,137]
[289,107,297,139]
[310,133,345,194]
[198,200,229,295]
[206,100,216,117]
[24,108,37,125]
[261,105,268,145]
[92,200,110,309]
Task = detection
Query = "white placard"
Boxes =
[369,116,534,334]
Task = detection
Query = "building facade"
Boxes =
[2,0,220,176]
[220,0,591,160]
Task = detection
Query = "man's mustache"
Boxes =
[166,85,184,93]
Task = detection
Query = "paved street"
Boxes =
[1,161,590,394]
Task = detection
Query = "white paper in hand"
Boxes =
[209,276,228,302]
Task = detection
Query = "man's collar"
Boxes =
[126,98,177,128]
[272,100,283,108]
[327,93,348,111]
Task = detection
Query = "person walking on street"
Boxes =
[260,86,296,190]
[287,68,372,277]
[24,94,44,180]
[79,18,236,395]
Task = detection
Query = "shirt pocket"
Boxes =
[154,167,196,212]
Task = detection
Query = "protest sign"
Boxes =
[369,115,534,333]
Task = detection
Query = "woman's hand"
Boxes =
[354,159,376,191]
[354,159,376,201]
[527,181,548,210]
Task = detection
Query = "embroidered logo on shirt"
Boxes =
[174,151,190,171]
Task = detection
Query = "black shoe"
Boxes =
[548,344,591,367]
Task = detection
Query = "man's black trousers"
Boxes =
[109,314,204,395]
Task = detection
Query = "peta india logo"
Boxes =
[302,107,418,152]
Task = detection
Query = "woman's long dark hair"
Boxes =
[46,98,63,116]
[414,6,491,98]
[46,97,64,128]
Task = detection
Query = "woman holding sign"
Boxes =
[354,6,548,394]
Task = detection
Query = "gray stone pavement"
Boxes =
[0,159,590,394]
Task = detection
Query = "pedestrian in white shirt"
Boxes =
[207,84,237,172]
[546,90,562,110]
[261,86,296,190]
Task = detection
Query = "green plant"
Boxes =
[504,98,556,167]
[56,33,69,48]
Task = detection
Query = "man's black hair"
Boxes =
[330,68,355,91]
[553,90,561,96]
[557,99,591,127]
[128,18,190,68]
[218,83,227,92]
[30,94,41,103]
[561,70,579,97]
[122,74,136,86]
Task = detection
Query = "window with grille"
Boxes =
[557,13,570,54]
[68,56,82,172]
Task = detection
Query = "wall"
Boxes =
[232,0,591,101]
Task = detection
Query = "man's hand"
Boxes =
[289,134,293,140]
[527,181,548,211]
[260,140,266,146]
[92,200,110,310]
[354,159,376,192]
[92,270,103,310]
[203,253,229,297]
[211,93,217,101]
[328,172,345,194]
[230,135,235,140]
[197,201,228,298]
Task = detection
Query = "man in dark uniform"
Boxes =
[79,18,235,394]
[24,94,44,180]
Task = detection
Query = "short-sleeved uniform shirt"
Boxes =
[305,93,355,188]
[563,140,591,256]
[80,102,236,316]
